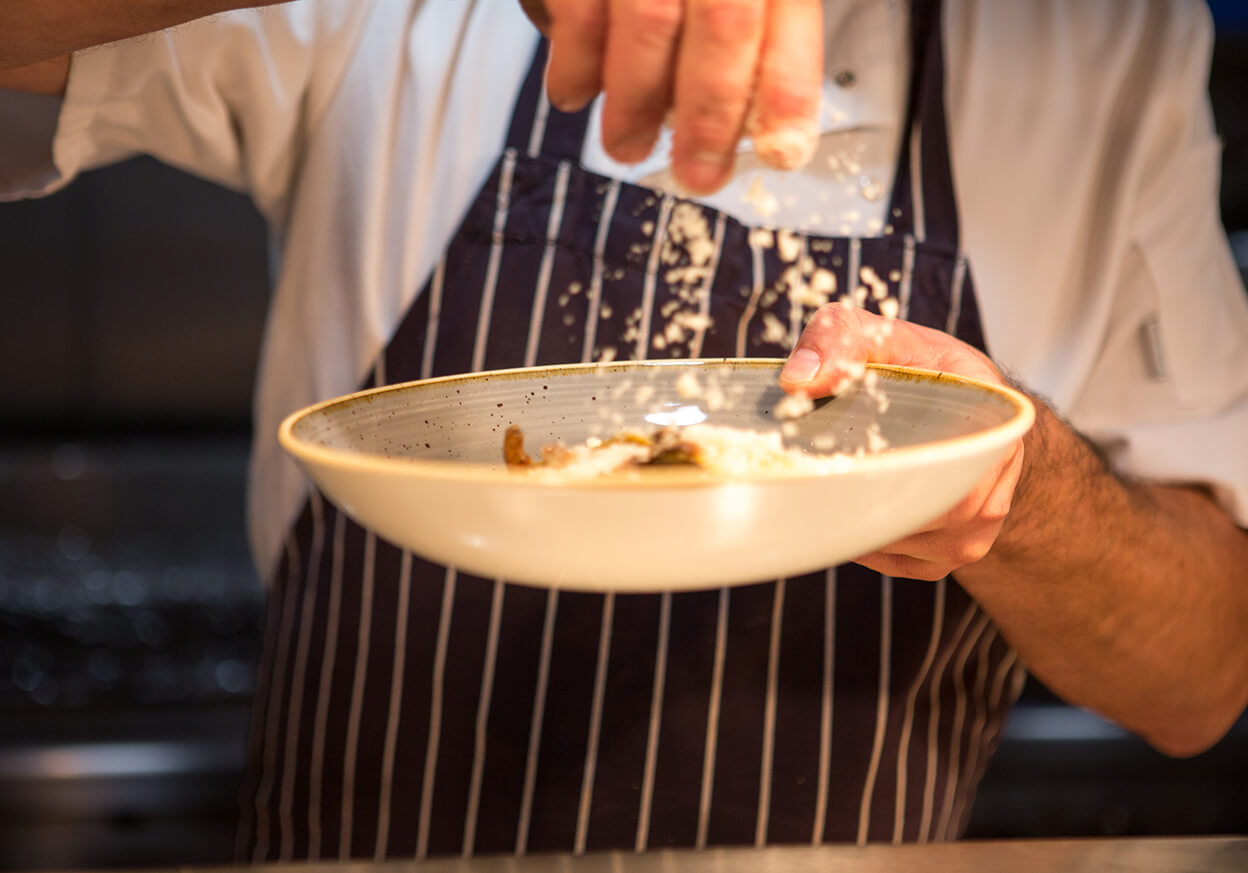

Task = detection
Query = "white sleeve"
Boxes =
[1065,2,1248,526]
[17,0,368,222]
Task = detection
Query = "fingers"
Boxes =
[600,0,686,162]
[908,441,1024,536]
[778,303,881,396]
[856,514,1005,580]
[668,0,766,192]
[545,0,609,111]
[854,440,1026,580]
[855,552,949,583]
[751,0,823,169]
[518,0,553,35]
[779,303,1003,397]
[546,0,823,192]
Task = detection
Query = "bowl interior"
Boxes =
[287,359,1023,471]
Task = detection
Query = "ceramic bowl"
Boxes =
[279,359,1034,591]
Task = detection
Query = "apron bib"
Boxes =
[239,0,1025,860]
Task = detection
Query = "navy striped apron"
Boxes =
[238,0,1026,860]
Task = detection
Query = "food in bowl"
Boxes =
[503,423,851,479]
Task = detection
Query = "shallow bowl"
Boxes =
[279,359,1033,591]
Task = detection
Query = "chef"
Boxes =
[3,0,1247,859]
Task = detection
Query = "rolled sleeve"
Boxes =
[2,0,368,222]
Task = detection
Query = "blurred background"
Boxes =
[2,4,1247,870]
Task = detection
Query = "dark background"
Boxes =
[1,7,1247,870]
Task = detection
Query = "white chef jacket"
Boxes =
[2,0,1246,578]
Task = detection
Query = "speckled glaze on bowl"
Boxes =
[279,359,1034,591]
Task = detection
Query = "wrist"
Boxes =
[966,398,1121,576]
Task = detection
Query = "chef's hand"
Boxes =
[779,303,1027,581]
[525,0,823,194]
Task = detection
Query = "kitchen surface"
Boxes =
[2,6,1248,872]
[13,839,1248,873]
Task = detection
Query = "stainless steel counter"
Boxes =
[140,839,1248,873]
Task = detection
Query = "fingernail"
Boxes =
[781,347,821,385]
[549,93,589,113]
[679,152,732,193]
[606,128,658,164]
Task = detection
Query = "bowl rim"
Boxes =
[278,358,1035,490]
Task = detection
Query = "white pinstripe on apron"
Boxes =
[238,0,1027,860]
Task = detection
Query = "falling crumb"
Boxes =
[773,392,815,420]
[665,265,711,286]
[811,269,836,298]
[675,371,701,399]
[703,382,726,411]
[880,297,900,319]
[760,312,788,345]
[860,266,889,301]
[812,433,838,451]
[641,221,655,236]
[664,203,716,269]
[866,422,889,453]
[673,310,712,332]
[743,177,780,219]
[776,229,802,264]
[749,227,775,250]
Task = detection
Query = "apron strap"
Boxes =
[504,39,594,161]
[886,0,961,252]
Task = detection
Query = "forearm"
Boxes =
[0,0,290,69]
[957,400,1248,757]
[0,55,70,94]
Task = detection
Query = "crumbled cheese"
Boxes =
[776,229,802,263]
[675,371,701,399]
[753,120,819,171]
[773,392,814,420]
[749,228,775,249]
[744,177,780,219]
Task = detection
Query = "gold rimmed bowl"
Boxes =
[279,359,1034,591]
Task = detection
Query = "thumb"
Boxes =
[778,302,999,397]
[778,303,894,396]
